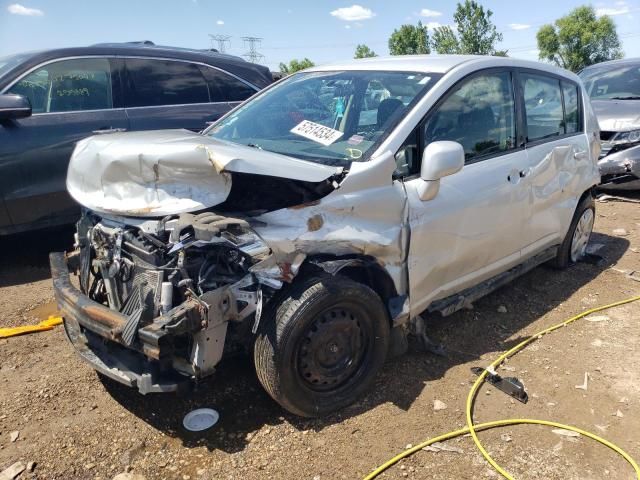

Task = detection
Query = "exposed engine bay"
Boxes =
[73,208,304,383]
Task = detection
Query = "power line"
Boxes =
[209,34,231,53]
[242,36,265,63]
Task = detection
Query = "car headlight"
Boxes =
[612,129,640,145]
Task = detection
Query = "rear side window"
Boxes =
[424,71,516,163]
[199,66,256,102]
[8,58,113,113]
[124,59,210,107]
[562,82,580,134]
[520,73,564,141]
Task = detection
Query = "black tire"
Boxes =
[550,193,595,269]
[254,275,390,417]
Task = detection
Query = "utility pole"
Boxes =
[209,34,231,53]
[241,36,265,63]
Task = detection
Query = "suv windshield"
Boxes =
[206,70,440,165]
[580,63,640,100]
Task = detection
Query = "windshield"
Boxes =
[206,70,440,165]
[0,52,34,80]
[580,63,640,100]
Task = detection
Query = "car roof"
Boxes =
[0,43,273,91]
[580,57,640,72]
[308,54,579,80]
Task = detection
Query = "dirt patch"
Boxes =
[1,200,640,480]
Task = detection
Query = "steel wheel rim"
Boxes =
[297,306,370,392]
[570,208,594,263]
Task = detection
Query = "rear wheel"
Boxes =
[551,194,595,269]
[254,275,390,417]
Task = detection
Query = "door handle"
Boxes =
[519,168,530,178]
[574,150,588,160]
[92,127,127,134]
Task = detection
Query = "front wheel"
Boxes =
[254,275,390,417]
[550,194,595,269]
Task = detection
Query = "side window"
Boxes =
[9,58,113,113]
[424,71,516,163]
[562,81,580,134]
[124,59,210,107]
[520,73,563,141]
[199,66,256,102]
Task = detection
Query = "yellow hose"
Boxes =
[0,315,63,339]
[364,294,640,480]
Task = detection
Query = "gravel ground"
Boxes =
[1,196,639,480]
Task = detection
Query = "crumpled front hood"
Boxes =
[592,99,640,131]
[66,129,342,217]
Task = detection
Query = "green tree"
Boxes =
[354,44,377,59]
[279,58,315,75]
[537,5,622,72]
[388,21,430,55]
[431,0,504,55]
[431,26,459,54]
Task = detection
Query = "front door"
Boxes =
[0,57,127,230]
[404,69,531,314]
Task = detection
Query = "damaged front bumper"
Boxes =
[50,251,202,394]
[598,144,640,190]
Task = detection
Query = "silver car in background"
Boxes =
[580,58,640,190]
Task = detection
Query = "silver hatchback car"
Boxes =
[51,55,600,417]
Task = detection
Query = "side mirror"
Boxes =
[416,141,465,201]
[0,94,32,121]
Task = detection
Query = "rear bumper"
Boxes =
[50,251,197,394]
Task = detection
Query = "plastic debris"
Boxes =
[433,400,448,411]
[612,228,629,236]
[613,410,624,418]
[422,442,463,453]
[585,315,610,322]
[575,372,589,391]
[500,434,512,442]
[552,429,580,438]
[9,431,19,442]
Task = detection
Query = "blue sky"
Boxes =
[1,0,639,71]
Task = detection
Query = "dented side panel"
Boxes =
[254,151,410,300]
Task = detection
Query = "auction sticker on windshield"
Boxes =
[291,120,343,146]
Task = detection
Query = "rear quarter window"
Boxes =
[124,58,210,107]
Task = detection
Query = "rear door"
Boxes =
[518,70,589,255]
[0,57,127,230]
[404,69,531,313]
[122,57,235,132]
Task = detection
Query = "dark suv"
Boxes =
[0,42,272,235]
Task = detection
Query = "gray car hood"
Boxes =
[66,129,342,217]
[591,99,640,131]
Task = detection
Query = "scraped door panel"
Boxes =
[523,136,589,256]
[405,151,530,315]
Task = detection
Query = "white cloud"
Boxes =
[216,20,224,25]
[425,21,443,30]
[345,25,351,29]
[419,8,442,17]
[330,5,375,21]
[509,23,531,30]
[596,1,631,16]
[7,3,44,16]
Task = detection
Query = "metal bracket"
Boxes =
[471,367,529,404]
